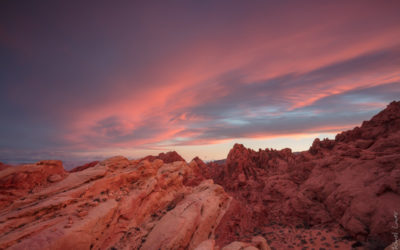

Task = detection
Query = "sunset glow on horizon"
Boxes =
[1,1,400,165]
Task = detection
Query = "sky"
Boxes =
[1,0,400,165]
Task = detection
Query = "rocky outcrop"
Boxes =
[210,101,400,249]
[69,161,99,173]
[0,162,10,171]
[142,151,186,163]
[0,160,68,209]
[184,158,206,187]
[0,156,234,250]
[335,100,400,143]
[221,236,270,250]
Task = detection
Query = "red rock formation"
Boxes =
[69,161,99,173]
[0,162,10,171]
[0,156,247,250]
[0,160,68,209]
[192,156,207,169]
[183,158,206,187]
[142,151,186,163]
[210,101,400,249]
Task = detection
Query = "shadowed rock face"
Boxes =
[206,101,400,248]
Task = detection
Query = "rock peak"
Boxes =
[231,143,247,151]
[191,156,206,166]
[156,151,185,163]
[142,151,185,164]
[369,100,400,123]
[336,100,400,142]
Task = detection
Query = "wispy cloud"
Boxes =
[0,0,399,161]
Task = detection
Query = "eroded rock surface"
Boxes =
[0,160,68,209]
[69,161,100,173]
[0,157,232,250]
[142,151,186,164]
[208,101,400,249]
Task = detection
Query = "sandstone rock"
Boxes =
[0,160,68,209]
[0,156,231,250]
[192,156,207,169]
[210,101,400,247]
[0,162,10,171]
[143,151,186,163]
[251,236,271,250]
[0,160,66,189]
[47,174,62,183]
[194,239,215,250]
[141,180,231,250]
[69,161,99,173]
[184,158,206,186]
[221,238,270,250]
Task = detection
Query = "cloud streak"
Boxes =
[0,0,399,161]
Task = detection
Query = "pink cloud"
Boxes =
[1,1,400,161]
